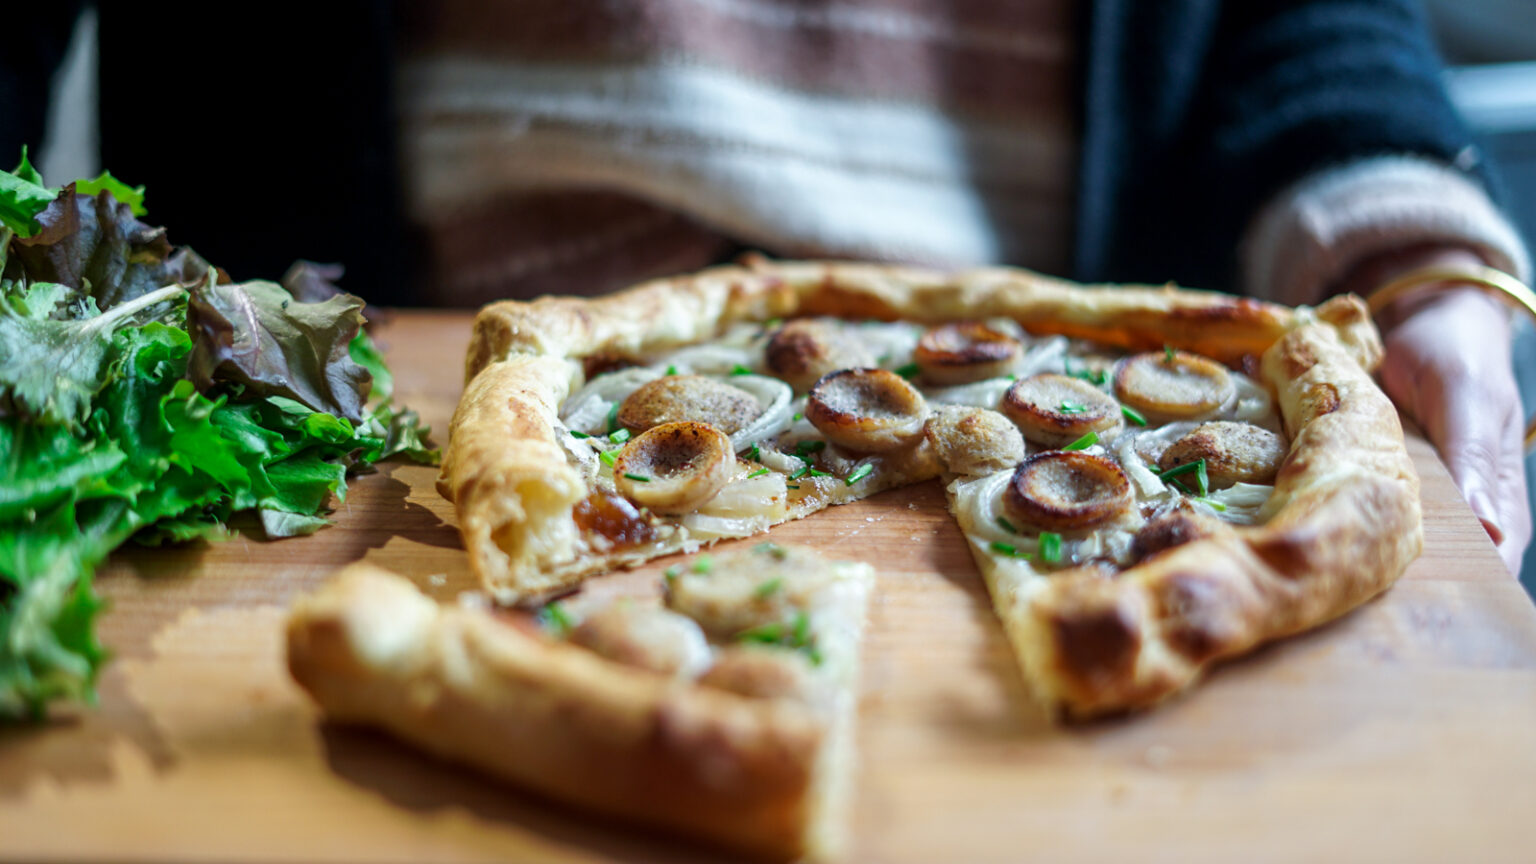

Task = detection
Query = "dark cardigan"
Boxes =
[3,0,1488,303]
[1076,0,1489,291]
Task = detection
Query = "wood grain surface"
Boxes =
[3,311,1534,864]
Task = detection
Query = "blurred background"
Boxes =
[27,1,1536,591]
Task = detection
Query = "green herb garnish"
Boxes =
[622,472,651,483]
[665,364,678,376]
[737,622,785,643]
[745,441,761,462]
[995,516,1018,534]
[989,541,1031,559]
[757,541,789,560]
[894,362,921,379]
[789,464,810,480]
[569,429,592,439]
[608,428,631,444]
[692,555,714,574]
[746,468,770,479]
[1062,431,1099,451]
[664,566,680,582]
[755,578,784,598]
[1039,531,1063,564]
[1155,459,1209,497]
[599,449,618,468]
[1121,404,1147,427]
[1058,401,1089,414]
[605,401,620,433]
[845,464,874,486]
[730,364,752,376]
[795,440,826,457]
[1194,497,1228,512]
[1164,344,1176,363]
[538,601,575,636]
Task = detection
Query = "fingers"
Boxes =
[1377,288,1530,577]
[1495,400,1531,576]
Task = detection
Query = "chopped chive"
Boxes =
[692,555,714,574]
[623,472,651,482]
[746,468,770,479]
[764,317,784,329]
[1058,401,1089,414]
[786,483,801,490]
[664,565,680,582]
[789,464,810,480]
[538,601,574,636]
[736,622,785,643]
[569,429,592,439]
[757,541,789,560]
[792,411,804,422]
[608,427,631,444]
[1155,459,1209,496]
[791,610,812,646]
[605,401,620,433]
[989,540,1031,559]
[1164,344,1176,363]
[730,363,753,376]
[1039,531,1063,564]
[755,578,784,598]
[1195,497,1228,512]
[795,439,826,457]
[1121,404,1147,427]
[745,441,761,461]
[599,449,618,467]
[894,362,921,379]
[665,364,678,376]
[845,464,874,486]
[995,515,1018,534]
[1062,431,1099,451]
[807,468,833,478]
[805,646,825,666]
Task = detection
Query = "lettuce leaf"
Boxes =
[0,154,436,721]
[187,279,372,423]
[73,172,147,217]
[0,148,55,237]
[12,185,210,310]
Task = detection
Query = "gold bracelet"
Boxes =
[1366,265,1536,451]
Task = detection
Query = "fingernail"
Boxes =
[1471,490,1505,544]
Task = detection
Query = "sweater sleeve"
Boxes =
[1240,154,1531,305]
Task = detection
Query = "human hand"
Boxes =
[1376,286,1531,575]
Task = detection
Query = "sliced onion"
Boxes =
[654,340,763,376]
[561,367,663,432]
[858,321,924,369]
[926,376,1015,409]
[725,374,795,452]
[1115,432,1168,500]
[1204,482,1276,525]
[1017,335,1069,377]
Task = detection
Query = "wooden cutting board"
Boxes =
[3,311,1535,864]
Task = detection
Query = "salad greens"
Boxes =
[0,150,435,720]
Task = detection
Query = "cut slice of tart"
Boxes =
[286,543,874,861]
